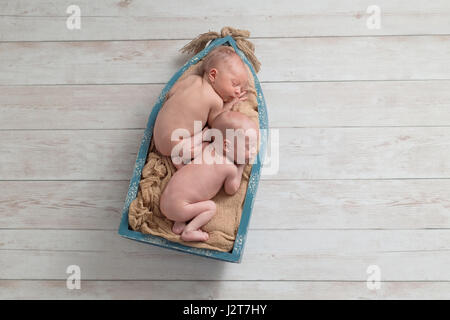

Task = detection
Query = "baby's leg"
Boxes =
[161,192,215,239]
[171,128,208,169]
[179,200,216,242]
[172,221,186,235]
[172,139,207,170]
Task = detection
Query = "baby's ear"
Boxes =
[208,68,217,82]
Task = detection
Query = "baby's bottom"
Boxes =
[161,198,216,242]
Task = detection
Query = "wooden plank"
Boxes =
[0,85,161,130]
[1,0,450,41]
[1,229,450,280]
[264,81,450,128]
[3,81,450,129]
[1,128,450,180]
[3,249,449,281]
[276,127,450,179]
[4,229,450,254]
[1,36,450,85]
[0,181,128,230]
[0,129,141,180]
[254,180,450,229]
[1,180,450,230]
[2,280,450,299]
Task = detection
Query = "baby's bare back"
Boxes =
[162,149,234,205]
[153,74,220,155]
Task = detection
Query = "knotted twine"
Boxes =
[180,26,261,73]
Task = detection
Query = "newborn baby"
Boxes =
[153,45,250,168]
[160,111,259,242]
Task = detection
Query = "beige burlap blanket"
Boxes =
[128,28,260,252]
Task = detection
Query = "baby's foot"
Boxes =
[172,221,186,235]
[181,229,209,242]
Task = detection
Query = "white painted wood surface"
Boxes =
[1,0,450,40]
[1,0,450,299]
[3,81,450,129]
[1,37,450,85]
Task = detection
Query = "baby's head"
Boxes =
[211,111,259,164]
[202,46,249,103]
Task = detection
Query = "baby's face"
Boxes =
[212,58,248,103]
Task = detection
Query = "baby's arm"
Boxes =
[223,93,248,111]
[208,98,226,124]
[172,127,208,169]
[223,164,245,195]
[208,93,248,124]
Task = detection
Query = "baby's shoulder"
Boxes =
[168,74,202,96]
[182,74,203,86]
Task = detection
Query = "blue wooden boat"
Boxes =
[118,35,268,263]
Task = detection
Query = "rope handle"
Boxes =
[180,26,261,73]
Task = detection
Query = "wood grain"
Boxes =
[2,0,450,299]
[1,0,450,41]
[2,81,450,129]
[1,36,450,85]
[1,180,450,230]
[1,229,450,281]
[2,280,450,300]
[1,128,450,180]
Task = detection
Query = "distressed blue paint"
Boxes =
[118,35,269,263]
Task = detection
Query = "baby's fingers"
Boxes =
[239,90,248,101]
[231,97,240,105]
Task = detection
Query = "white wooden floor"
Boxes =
[1,0,450,299]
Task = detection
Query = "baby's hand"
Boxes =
[224,93,246,111]
[224,163,245,195]
[223,97,239,111]
[238,90,248,101]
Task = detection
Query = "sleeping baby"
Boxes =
[160,111,259,242]
[153,45,250,168]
